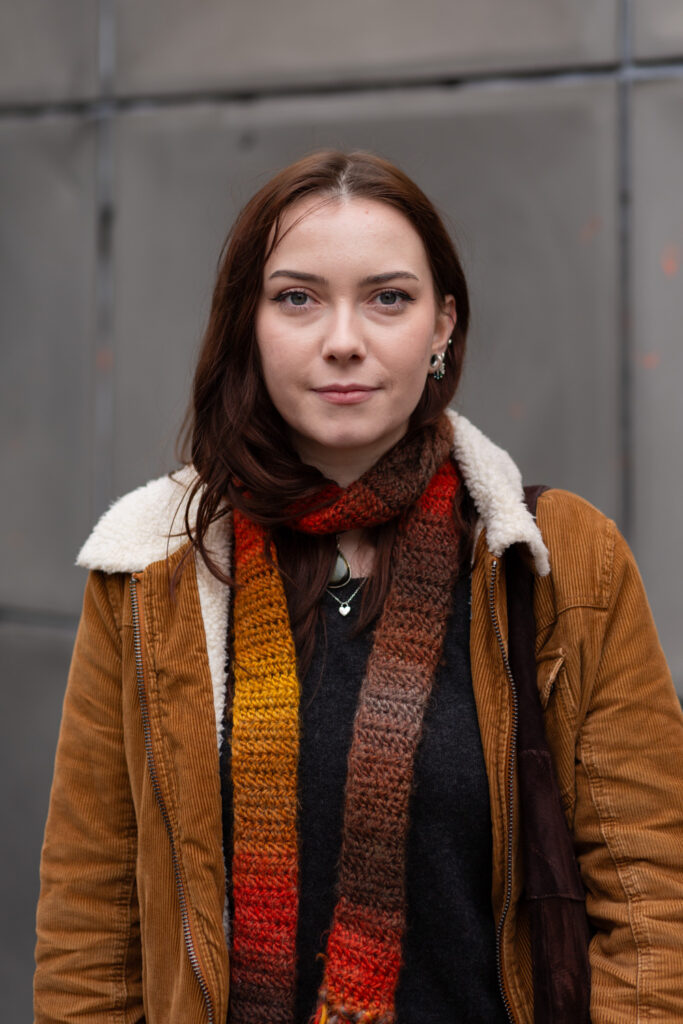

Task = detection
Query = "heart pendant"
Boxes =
[339,603,351,616]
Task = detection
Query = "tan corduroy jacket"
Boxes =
[34,413,683,1024]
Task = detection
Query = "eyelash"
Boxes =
[272,288,415,311]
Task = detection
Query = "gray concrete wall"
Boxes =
[2,0,682,1017]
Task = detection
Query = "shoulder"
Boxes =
[535,488,618,611]
[76,465,200,574]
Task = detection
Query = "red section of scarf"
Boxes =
[315,459,460,1023]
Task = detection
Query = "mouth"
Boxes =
[313,384,378,405]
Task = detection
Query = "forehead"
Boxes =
[266,195,429,268]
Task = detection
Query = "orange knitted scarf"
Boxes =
[229,416,460,1024]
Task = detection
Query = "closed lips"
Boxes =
[314,385,378,404]
[315,384,375,392]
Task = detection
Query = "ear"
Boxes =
[431,294,457,355]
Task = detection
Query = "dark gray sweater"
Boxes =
[221,572,507,1023]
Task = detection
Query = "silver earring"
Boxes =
[430,351,446,381]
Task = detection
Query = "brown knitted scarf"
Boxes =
[229,416,461,1024]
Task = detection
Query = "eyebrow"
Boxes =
[267,269,420,285]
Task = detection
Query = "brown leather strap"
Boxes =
[506,487,591,1023]
[522,484,550,517]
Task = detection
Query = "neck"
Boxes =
[293,431,408,488]
[301,451,375,488]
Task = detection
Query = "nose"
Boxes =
[320,306,367,362]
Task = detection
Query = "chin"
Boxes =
[326,430,402,458]
[326,426,388,447]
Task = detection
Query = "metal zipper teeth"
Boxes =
[129,575,215,1024]
[488,559,519,1024]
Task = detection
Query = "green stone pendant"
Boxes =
[328,547,351,588]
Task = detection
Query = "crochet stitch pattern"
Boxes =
[230,513,300,1022]
[230,417,460,1024]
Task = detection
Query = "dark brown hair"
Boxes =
[178,150,472,672]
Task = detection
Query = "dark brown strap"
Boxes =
[506,487,591,1023]
[522,484,550,517]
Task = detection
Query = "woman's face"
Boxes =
[255,195,455,484]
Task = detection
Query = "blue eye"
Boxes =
[376,289,412,307]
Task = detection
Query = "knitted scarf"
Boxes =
[229,416,461,1024]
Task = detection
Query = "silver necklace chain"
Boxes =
[326,577,367,617]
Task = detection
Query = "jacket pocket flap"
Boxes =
[536,650,566,709]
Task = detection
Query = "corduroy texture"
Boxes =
[229,418,460,1024]
[36,467,683,1023]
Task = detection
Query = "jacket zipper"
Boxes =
[488,559,518,1024]
[129,575,215,1024]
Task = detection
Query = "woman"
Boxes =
[35,151,683,1024]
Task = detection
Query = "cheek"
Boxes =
[260,346,305,402]
[256,338,303,419]
[388,325,434,383]
[256,312,288,381]
[258,340,281,381]
[260,354,293,415]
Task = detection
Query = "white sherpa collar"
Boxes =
[77,463,232,742]
[446,410,550,576]
[76,413,549,746]
[77,463,201,574]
